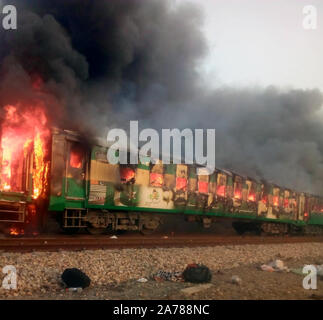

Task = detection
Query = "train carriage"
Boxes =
[1,128,323,235]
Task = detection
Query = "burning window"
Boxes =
[273,196,279,206]
[198,174,209,193]
[150,162,164,187]
[234,176,243,199]
[69,146,84,169]
[176,165,187,191]
[176,177,187,191]
[0,104,49,198]
[216,174,226,197]
[120,167,135,184]
[150,173,163,187]
[247,181,256,202]
[272,187,280,206]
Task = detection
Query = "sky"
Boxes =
[185,0,323,91]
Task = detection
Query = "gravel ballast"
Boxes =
[0,242,322,298]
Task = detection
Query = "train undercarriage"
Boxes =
[53,209,323,237]
[1,204,323,237]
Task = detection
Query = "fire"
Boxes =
[0,104,50,199]
[217,185,225,197]
[248,194,255,202]
[273,196,279,207]
[9,227,24,236]
[284,199,289,208]
[120,167,135,183]
[234,190,241,199]
[150,173,163,187]
[70,150,83,169]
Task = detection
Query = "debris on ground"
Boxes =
[1,242,323,298]
[261,265,275,272]
[61,268,91,289]
[260,259,289,272]
[137,278,148,283]
[182,264,212,283]
[180,283,213,296]
[153,270,183,282]
[231,275,242,285]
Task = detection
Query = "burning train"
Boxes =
[1,105,323,236]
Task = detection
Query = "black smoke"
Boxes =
[1,0,323,194]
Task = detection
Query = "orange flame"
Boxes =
[234,190,241,199]
[70,150,83,169]
[273,196,279,207]
[0,104,50,199]
[9,227,24,236]
[217,185,225,197]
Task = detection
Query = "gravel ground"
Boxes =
[0,242,322,299]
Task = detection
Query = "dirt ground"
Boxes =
[7,255,323,300]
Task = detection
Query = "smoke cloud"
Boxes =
[1,0,323,194]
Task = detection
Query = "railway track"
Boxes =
[1,234,323,252]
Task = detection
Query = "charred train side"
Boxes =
[1,128,323,235]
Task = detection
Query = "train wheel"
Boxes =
[141,226,157,235]
[140,216,161,235]
[232,222,245,235]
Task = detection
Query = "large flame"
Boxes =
[0,104,50,199]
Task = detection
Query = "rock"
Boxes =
[61,268,91,289]
[270,259,285,270]
[180,283,213,296]
[261,264,275,272]
[231,275,242,285]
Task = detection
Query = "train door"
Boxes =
[66,141,87,200]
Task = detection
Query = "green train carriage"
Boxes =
[1,128,323,235]
[47,129,323,235]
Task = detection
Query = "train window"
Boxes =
[150,162,164,187]
[68,143,85,171]
[120,166,136,184]
[197,167,209,193]
[198,175,209,193]
[150,172,163,187]
[176,165,188,191]
[273,188,280,206]
[261,184,268,204]
[70,146,84,169]
[247,181,256,202]
[216,173,226,197]
[234,176,243,199]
